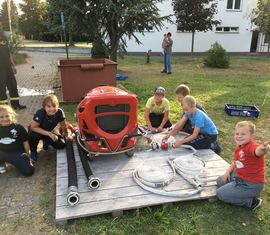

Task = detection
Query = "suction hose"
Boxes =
[75,131,101,190]
[65,139,80,206]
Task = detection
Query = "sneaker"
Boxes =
[43,140,49,151]
[161,70,166,73]
[166,72,172,75]
[251,198,262,210]
[0,163,6,174]
[210,141,222,154]
[31,151,38,162]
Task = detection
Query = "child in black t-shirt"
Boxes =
[0,105,34,176]
[28,94,71,161]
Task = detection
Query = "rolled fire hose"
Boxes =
[133,145,205,197]
[65,139,80,206]
[75,131,101,190]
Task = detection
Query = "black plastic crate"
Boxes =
[224,104,260,118]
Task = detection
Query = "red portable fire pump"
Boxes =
[76,86,138,159]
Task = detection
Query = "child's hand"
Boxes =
[222,172,230,183]
[157,127,163,132]
[48,132,58,142]
[66,133,74,141]
[149,127,158,133]
[261,141,270,151]
[173,140,182,148]
[161,135,170,142]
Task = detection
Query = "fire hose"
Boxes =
[75,131,101,190]
[65,139,80,206]
[133,145,205,197]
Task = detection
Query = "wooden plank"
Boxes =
[56,149,229,178]
[56,157,228,179]
[56,166,227,197]
[56,186,217,221]
[56,141,229,222]
[56,181,218,207]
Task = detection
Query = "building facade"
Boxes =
[125,0,267,53]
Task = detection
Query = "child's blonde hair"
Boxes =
[182,95,196,107]
[235,121,256,134]
[0,105,17,124]
[42,94,59,108]
[175,84,190,96]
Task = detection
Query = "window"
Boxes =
[264,34,269,43]
[227,0,241,10]
[137,24,154,32]
[176,25,191,33]
[215,26,239,33]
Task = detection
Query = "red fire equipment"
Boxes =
[76,86,138,158]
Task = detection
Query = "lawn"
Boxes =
[60,55,270,235]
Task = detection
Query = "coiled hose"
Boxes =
[133,145,204,197]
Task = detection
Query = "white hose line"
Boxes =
[133,170,203,198]
[133,154,205,198]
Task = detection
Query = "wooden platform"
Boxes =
[56,141,229,222]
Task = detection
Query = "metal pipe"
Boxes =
[65,139,80,206]
[75,131,101,190]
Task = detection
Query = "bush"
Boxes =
[204,42,230,68]
[7,33,23,55]
[91,38,108,58]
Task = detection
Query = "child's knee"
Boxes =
[22,167,34,177]
[216,188,224,201]
[216,175,225,188]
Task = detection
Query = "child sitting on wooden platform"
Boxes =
[216,121,269,210]
[144,86,172,133]
[162,95,221,153]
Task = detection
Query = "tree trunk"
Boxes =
[107,16,119,62]
[108,32,118,62]
[110,52,117,62]
[191,31,195,56]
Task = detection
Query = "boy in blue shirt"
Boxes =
[162,95,221,153]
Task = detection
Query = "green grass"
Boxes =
[60,55,270,235]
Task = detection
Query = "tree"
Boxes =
[172,0,220,53]
[19,0,48,40]
[252,0,270,56]
[47,0,88,45]
[47,0,168,61]
[84,0,168,62]
[0,0,19,32]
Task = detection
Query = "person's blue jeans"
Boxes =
[164,53,171,73]
[0,151,34,176]
[216,171,264,208]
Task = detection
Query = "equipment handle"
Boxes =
[80,64,104,70]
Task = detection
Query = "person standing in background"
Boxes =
[161,32,173,75]
[0,21,26,110]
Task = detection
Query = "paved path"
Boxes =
[16,51,60,126]
[0,51,67,234]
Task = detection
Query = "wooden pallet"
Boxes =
[55,139,229,222]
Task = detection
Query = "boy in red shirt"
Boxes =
[216,121,269,210]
